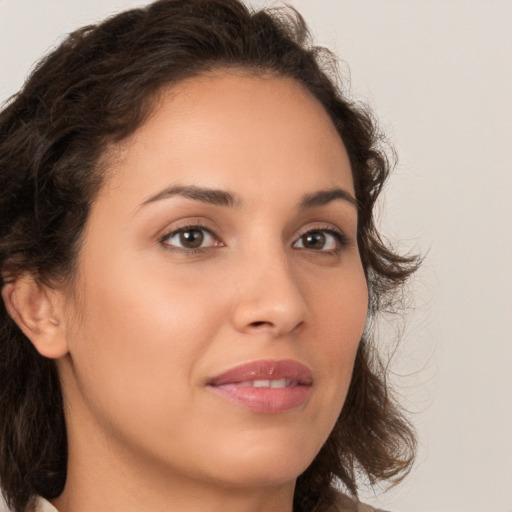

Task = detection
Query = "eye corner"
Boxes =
[292,226,349,254]
[159,223,224,254]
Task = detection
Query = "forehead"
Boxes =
[101,71,353,206]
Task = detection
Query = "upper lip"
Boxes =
[207,359,313,386]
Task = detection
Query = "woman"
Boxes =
[0,1,418,511]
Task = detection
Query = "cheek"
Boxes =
[65,257,227,427]
[314,264,368,349]
[308,264,368,407]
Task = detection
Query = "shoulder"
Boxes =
[325,491,391,512]
[29,497,59,512]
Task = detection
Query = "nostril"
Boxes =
[250,321,268,328]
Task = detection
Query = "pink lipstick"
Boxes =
[207,359,313,413]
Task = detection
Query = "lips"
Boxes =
[207,359,313,413]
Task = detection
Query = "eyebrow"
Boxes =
[299,188,357,209]
[139,185,240,208]
[139,185,357,210]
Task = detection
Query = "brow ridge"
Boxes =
[139,184,357,210]
[140,185,239,208]
[299,188,358,209]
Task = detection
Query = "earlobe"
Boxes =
[1,274,69,359]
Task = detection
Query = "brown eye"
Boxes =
[163,227,220,250]
[301,231,327,250]
[179,229,204,248]
[293,229,342,251]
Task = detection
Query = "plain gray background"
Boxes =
[1,1,511,511]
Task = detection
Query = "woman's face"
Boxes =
[58,72,368,491]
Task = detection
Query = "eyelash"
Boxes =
[159,223,349,255]
[293,226,349,255]
[159,222,220,254]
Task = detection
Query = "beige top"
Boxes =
[33,498,58,512]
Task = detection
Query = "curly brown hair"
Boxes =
[0,1,419,511]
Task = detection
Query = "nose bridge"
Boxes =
[230,235,308,335]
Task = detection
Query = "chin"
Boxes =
[206,436,318,488]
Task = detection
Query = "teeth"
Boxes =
[270,379,287,388]
[239,379,295,388]
[253,380,270,387]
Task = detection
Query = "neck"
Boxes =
[53,412,296,512]
[53,481,295,512]
[54,460,296,512]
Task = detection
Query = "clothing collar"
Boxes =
[33,497,58,512]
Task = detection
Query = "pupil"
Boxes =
[180,230,204,248]
[304,232,325,249]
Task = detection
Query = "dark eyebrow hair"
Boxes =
[138,185,357,211]
[139,185,240,209]
[299,188,358,209]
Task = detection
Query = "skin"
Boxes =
[6,72,368,512]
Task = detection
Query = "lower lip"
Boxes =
[208,384,312,413]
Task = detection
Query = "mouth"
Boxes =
[207,359,313,413]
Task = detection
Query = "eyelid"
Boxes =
[157,219,349,254]
[292,224,349,252]
[159,222,223,252]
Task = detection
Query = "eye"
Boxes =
[293,228,346,252]
[161,225,222,251]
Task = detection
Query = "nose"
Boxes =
[230,247,308,337]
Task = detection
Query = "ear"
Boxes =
[1,274,69,359]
